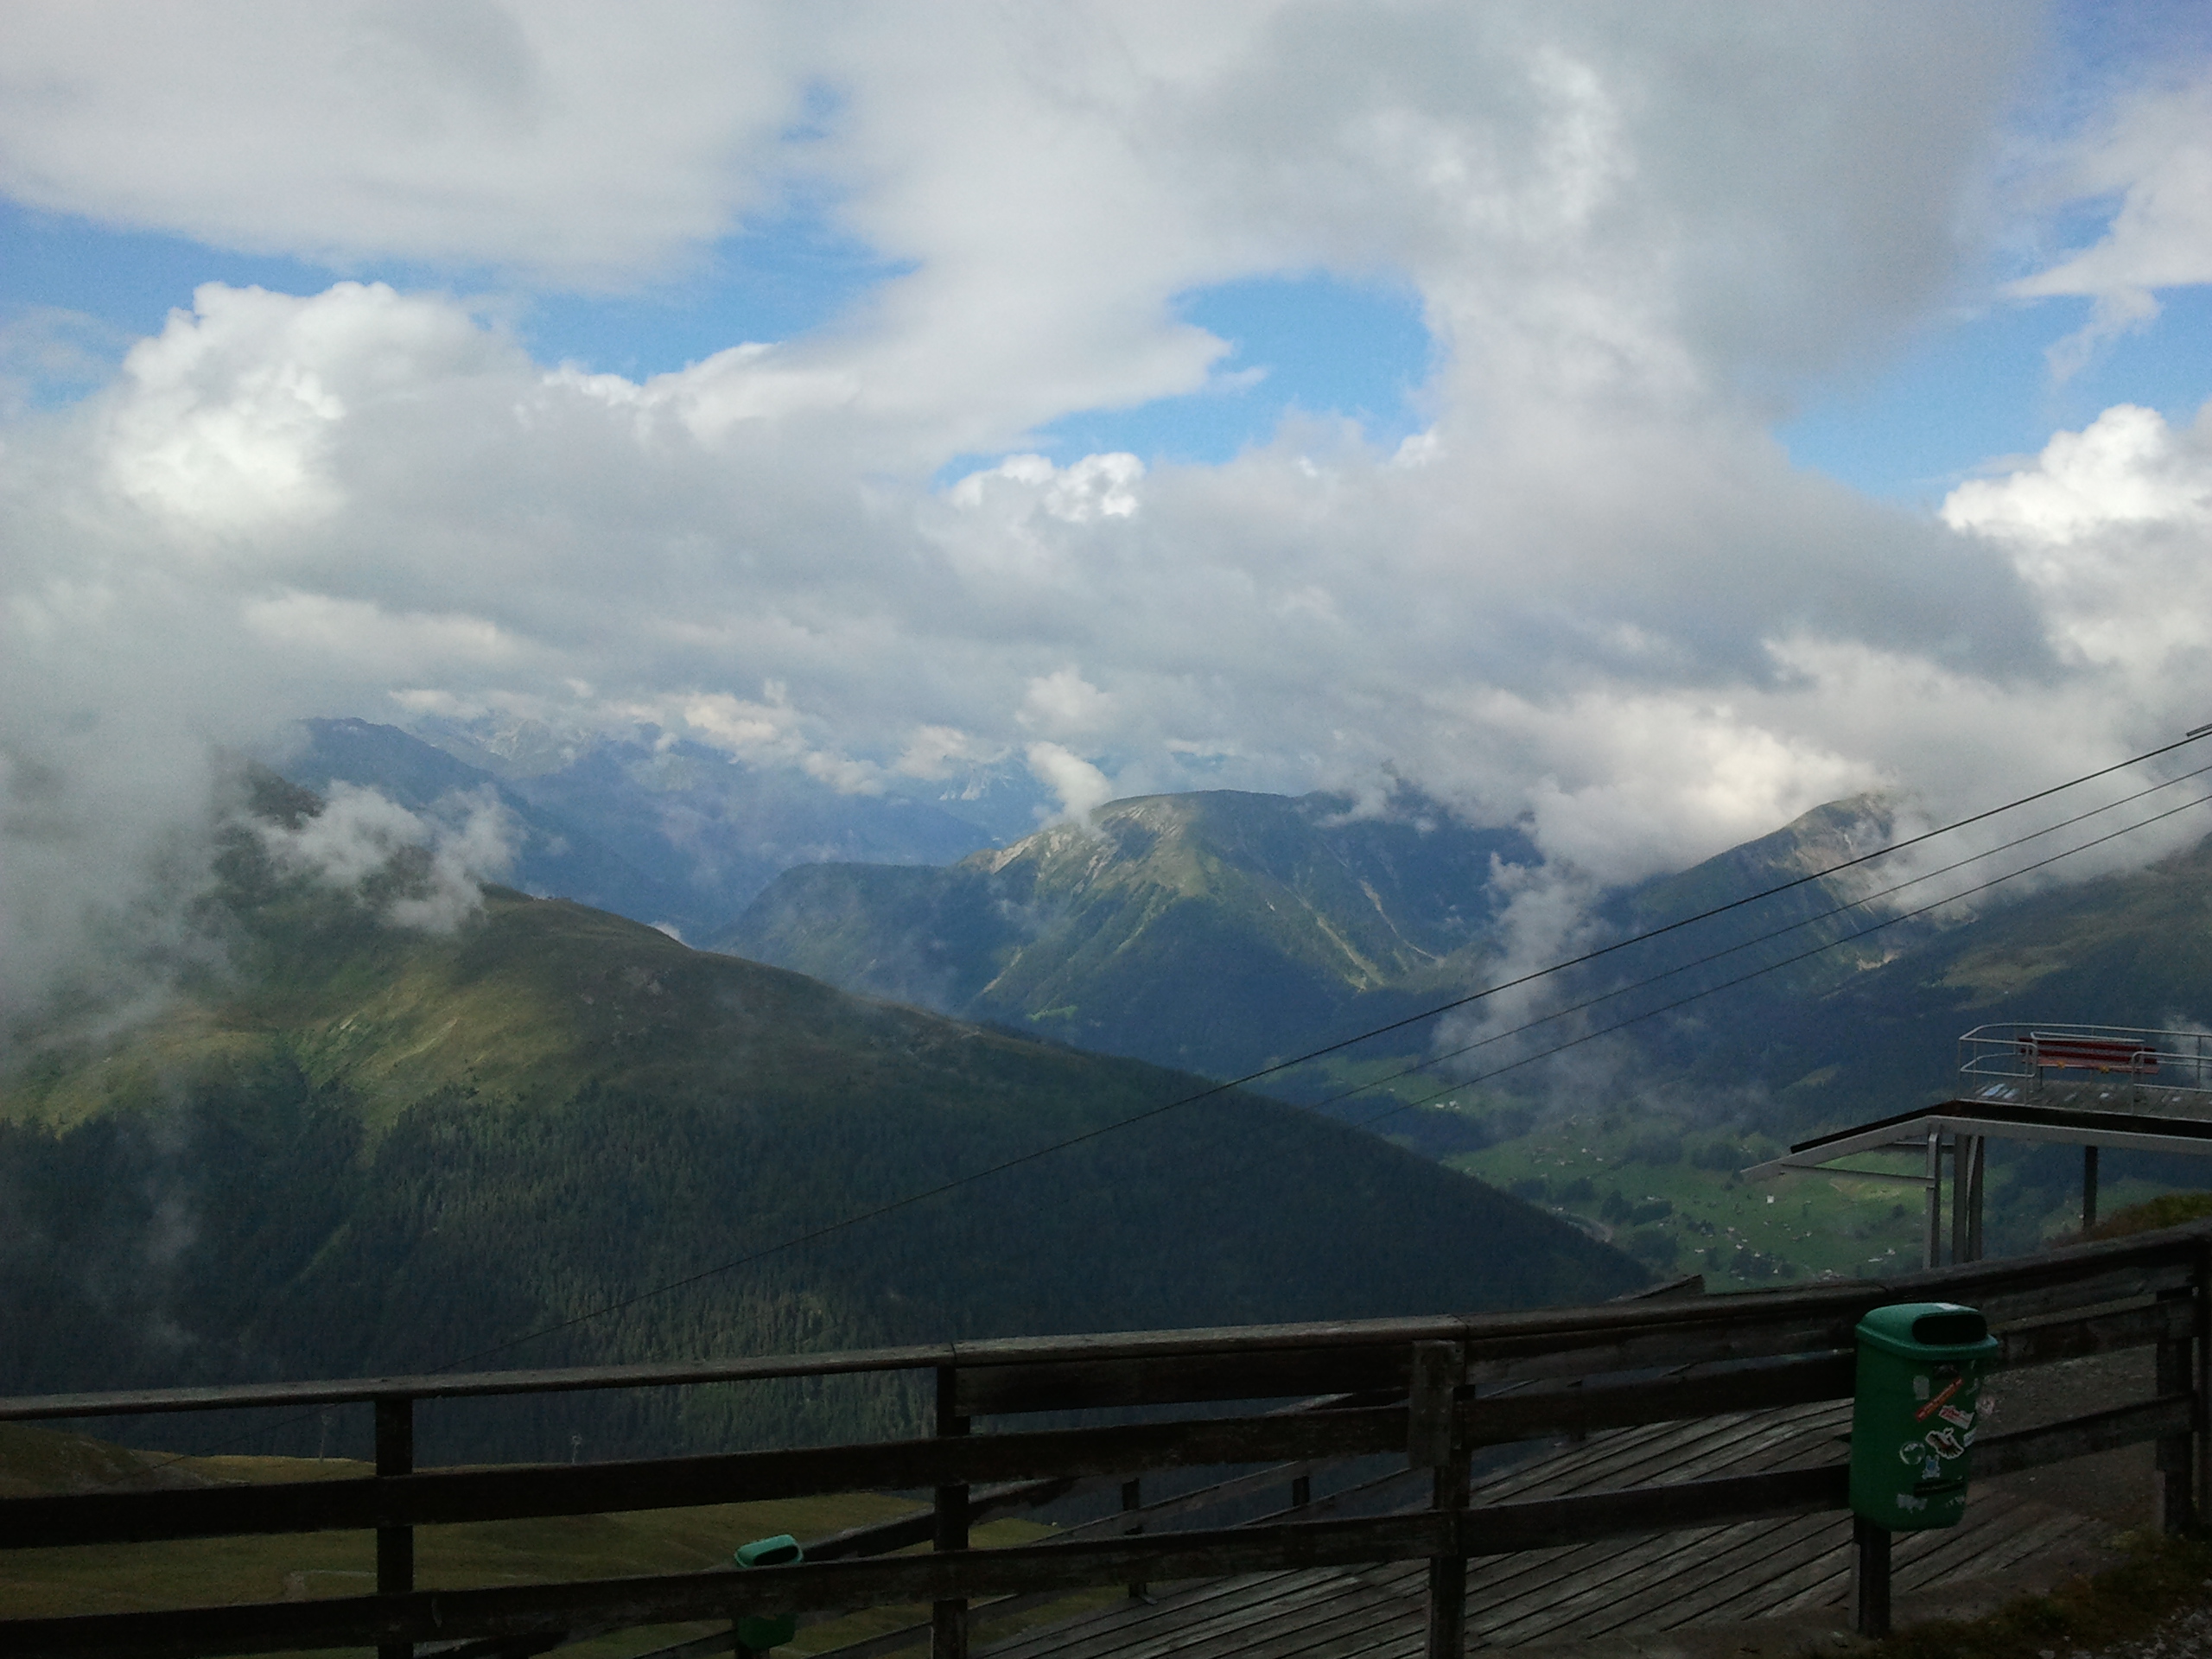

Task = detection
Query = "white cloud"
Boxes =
[1943,402,2212,684]
[1,4,2029,461]
[9,6,2212,1034]
[1020,669,1116,739]
[1027,742,1117,826]
[0,2,803,286]
[2013,73,2212,301]
[2009,71,2212,378]
[258,782,516,932]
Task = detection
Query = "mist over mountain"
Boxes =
[278,718,1017,939]
[1605,817,2212,1138]
[0,771,1639,1461]
[724,787,1538,1079]
[721,773,2212,1162]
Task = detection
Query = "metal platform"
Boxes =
[1960,1023,2212,1116]
[1743,1023,2212,1269]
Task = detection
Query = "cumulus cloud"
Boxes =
[1944,401,2212,721]
[0,1,804,286]
[3,4,2210,1037]
[1027,743,1118,827]
[2012,72,2212,376]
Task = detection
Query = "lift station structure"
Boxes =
[1745,1023,2212,1267]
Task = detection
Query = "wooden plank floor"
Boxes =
[980,1402,2113,1656]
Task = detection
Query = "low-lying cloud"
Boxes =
[258,783,517,934]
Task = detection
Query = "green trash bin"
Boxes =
[732,1533,804,1653]
[1849,1301,1999,1531]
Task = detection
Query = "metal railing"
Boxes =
[1960,1022,2212,1112]
[5,1222,2212,1657]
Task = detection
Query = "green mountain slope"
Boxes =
[722,789,1534,1077]
[1444,819,2212,1286]
[1669,826,2212,1128]
[1,776,1640,1465]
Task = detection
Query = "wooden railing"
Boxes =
[3,1220,2209,1658]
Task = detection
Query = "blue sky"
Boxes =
[1781,287,2212,506]
[8,192,2204,505]
[3,195,1439,465]
[3,1,2203,494]
[7,3,2212,986]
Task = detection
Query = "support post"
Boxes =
[1290,1472,1313,1510]
[1122,1478,1147,1602]
[1853,1515,1891,1638]
[1951,1133,1973,1268]
[1965,1136,1986,1264]
[931,1367,970,1659]
[2157,1285,2196,1533]
[1923,1128,1943,1269]
[2083,1145,2101,1233]
[1412,1339,1468,1659]
[374,1395,414,1659]
[2197,1242,2211,1536]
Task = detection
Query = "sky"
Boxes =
[4,1,2212,1032]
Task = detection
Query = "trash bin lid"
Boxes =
[734,1533,804,1568]
[1856,1301,1999,1360]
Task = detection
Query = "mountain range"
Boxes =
[283,715,2212,1130]
[1,769,1642,1463]
[277,718,1012,941]
[718,780,2212,1144]
[724,788,1536,1078]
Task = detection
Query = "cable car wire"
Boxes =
[442,728,2212,1372]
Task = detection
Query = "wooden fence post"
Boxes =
[1411,1339,1468,1659]
[2158,1285,2196,1532]
[2198,1242,2211,1533]
[932,1367,970,1659]
[1853,1515,1891,1637]
[1122,1478,1147,1602]
[2083,1145,2101,1231]
[374,1394,413,1659]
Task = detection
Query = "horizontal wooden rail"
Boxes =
[5,1218,2208,1657]
[0,1407,1410,1550]
[11,1386,2190,1658]
[8,1223,2200,1427]
[0,1464,1853,1656]
[1977,1393,2196,1478]
[4,1295,2190,1555]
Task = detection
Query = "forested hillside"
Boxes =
[0,774,1641,1465]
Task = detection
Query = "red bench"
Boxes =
[2019,1033,2158,1075]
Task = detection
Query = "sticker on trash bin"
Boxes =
[1936,1403,1974,1430]
[1924,1427,1965,1460]
[1898,1439,1929,1466]
[1914,1376,1964,1421]
[1895,1492,1928,1512]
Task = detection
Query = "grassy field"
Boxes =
[0,1423,1105,1658]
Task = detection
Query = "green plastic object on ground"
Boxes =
[732,1533,804,1652]
[1848,1301,1999,1531]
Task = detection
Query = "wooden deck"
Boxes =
[979,1401,2113,1656]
